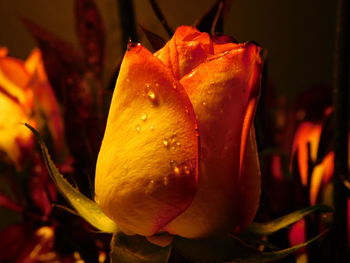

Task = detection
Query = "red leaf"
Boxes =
[21,17,85,101]
[74,0,105,76]
[0,192,23,213]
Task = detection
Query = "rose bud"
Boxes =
[95,26,262,241]
[0,48,63,168]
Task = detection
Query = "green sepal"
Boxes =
[245,204,332,236]
[226,232,326,263]
[173,234,258,262]
[174,232,326,263]
[110,232,171,263]
[26,123,118,233]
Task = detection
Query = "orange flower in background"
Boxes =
[95,26,262,240]
[291,121,334,205]
[0,47,63,168]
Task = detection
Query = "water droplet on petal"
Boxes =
[147,90,158,105]
[202,101,207,106]
[150,125,154,131]
[141,113,147,121]
[173,166,180,175]
[163,139,169,147]
[136,125,141,132]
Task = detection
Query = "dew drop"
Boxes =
[173,166,180,175]
[141,113,147,121]
[76,198,81,202]
[147,90,158,104]
[163,139,169,147]
[202,101,207,106]
[150,125,154,131]
[126,78,130,83]
[136,125,141,132]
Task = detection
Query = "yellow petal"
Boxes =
[0,56,30,108]
[95,44,198,236]
[165,42,263,238]
[0,94,33,166]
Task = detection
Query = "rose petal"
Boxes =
[165,42,262,238]
[26,49,65,152]
[0,93,33,165]
[154,26,213,79]
[0,57,30,106]
[236,127,261,231]
[291,122,322,186]
[95,44,198,236]
[310,152,334,205]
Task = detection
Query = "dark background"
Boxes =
[0,0,336,104]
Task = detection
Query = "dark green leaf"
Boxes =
[173,234,259,263]
[226,232,326,263]
[245,204,332,236]
[25,123,118,233]
[110,232,171,263]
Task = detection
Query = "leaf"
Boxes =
[74,0,105,76]
[139,24,166,51]
[21,17,85,97]
[25,123,118,234]
[173,234,259,263]
[194,0,233,34]
[226,232,326,263]
[245,204,332,236]
[174,232,326,263]
[110,232,171,263]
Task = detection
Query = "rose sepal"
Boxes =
[25,123,118,234]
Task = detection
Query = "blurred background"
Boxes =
[0,0,337,103]
[0,0,347,262]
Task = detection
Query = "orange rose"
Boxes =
[0,47,63,167]
[95,26,262,240]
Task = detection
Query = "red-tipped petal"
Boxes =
[165,42,262,238]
